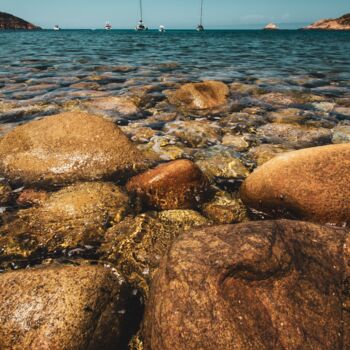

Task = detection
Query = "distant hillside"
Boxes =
[304,13,350,30]
[0,12,41,30]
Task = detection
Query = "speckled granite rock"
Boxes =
[0,112,148,186]
[241,144,350,225]
[142,220,350,350]
[0,264,128,350]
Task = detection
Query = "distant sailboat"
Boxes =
[105,21,112,30]
[159,25,165,32]
[53,25,61,31]
[196,0,204,31]
[136,0,148,31]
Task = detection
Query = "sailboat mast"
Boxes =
[200,0,203,26]
[139,0,143,21]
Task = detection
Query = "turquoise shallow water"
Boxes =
[1,29,350,104]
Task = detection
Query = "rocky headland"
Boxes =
[0,12,41,30]
[304,13,350,30]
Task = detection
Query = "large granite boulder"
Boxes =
[240,144,350,225]
[126,160,211,210]
[142,220,350,350]
[0,182,131,264]
[0,264,129,350]
[167,81,229,113]
[0,112,147,186]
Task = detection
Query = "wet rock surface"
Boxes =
[0,112,147,186]
[142,220,350,350]
[0,182,131,265]
[0,183,11,205]
[0,264,129,350]
[126,160,211,210]
[241,144,350,225]
[100,210,209,297]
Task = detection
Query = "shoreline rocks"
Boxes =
[142,220,349,350]
[241,144,350,225]
[0,264,129,350]
[126,160,211,210]
[0,112,148,186]
[0,182,131,263]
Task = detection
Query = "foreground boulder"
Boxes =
[167,81,229,113]
[241,144,350,225]
[142,220,350,350]
[126,160,211,210]
[0,112,147,186]
[0,182,130,263]
[0,264,128,350]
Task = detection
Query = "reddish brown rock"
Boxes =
[241,144,350,225]
[304,13,350,30]
[0,264,129,350]
[142,220,350,350]
[126,160,211,210]
[167,81,229,112]
[16,188,50,206]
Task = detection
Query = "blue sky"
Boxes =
[1,0,349,29]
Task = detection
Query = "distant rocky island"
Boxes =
[304,13,350,30]
[263,23,279,30]
[0,12,41,30]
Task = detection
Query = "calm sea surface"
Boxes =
[1,29,350,105]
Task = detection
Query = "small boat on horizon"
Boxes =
[159,25,165,32]
[105,21,112,30]
[136,0,148,31]
[53,25,61,31]
[196,0,205,31]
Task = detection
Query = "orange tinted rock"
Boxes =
[167,81,229,112]
[126,160,211,210]
[0,264,128,350]
[143,220,349,350]
[241,144,350,225]
[16,188,49,206]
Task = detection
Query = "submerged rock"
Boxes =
[195,146,249,189]
[248,144,290,166]
[0,183,11,205]
[332,124,350,144]
[101,210,209,297]
[83,96,140,119]
[127,160,211,210]
[0,182,131,262]
[257,123,332,149]
[167,81,229,113]
[0,112,147,186]
[142,220,349,350]
[202,191,249,224]
[241,144,350,225]
[0,264,129,350]
[164,120,221,147]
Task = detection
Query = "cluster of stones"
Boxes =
[0,80,349,349]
